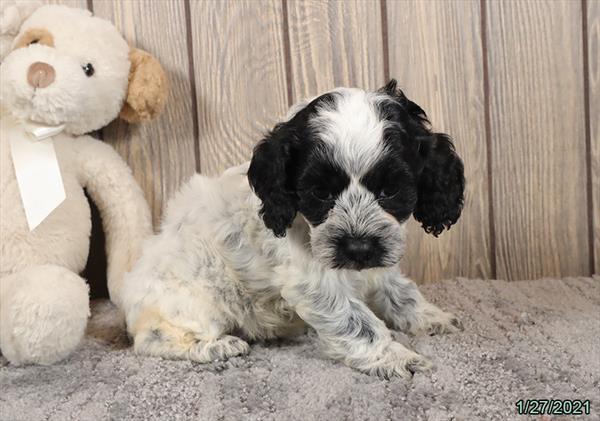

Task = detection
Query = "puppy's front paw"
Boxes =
[410,305,463,336]
[367,342,432,379]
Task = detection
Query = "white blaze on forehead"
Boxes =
[310,88,389,176]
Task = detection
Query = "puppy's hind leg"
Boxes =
[132,309,249,362]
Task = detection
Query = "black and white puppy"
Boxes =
[122,80,465,378]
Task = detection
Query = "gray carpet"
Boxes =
[1,277,599,421]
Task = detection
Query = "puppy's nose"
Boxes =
[27,62,55,88]
[340,236,373,264]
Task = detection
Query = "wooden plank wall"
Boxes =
[588,0,600,274]
[487,0,589,281]
[40,0,596,282]
[190,0,289,176]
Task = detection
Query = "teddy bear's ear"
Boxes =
[0,1,41,61]
[119,48,168,123]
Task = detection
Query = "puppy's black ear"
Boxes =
[380,79,429,127]
[413,133,465,237]
[248,123,298,237]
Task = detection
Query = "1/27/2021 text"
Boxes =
[516,399,591,416]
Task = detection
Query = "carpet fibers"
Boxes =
[1,277,599,421]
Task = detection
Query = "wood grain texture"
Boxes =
[45,0,87,7]
[33,0,593,281]
[92,0,196,227]
[487,0,589,280]
[588,0,600,274]
[387,0,491,282]
[189,0,288,176]
[287,0,386,100]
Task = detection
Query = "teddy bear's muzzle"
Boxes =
[27,62,55,89]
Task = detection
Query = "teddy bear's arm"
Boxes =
[75,135,152,309]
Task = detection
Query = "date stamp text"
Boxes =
[516,399,591,416]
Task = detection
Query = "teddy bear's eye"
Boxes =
[29,39,39,45]
[82,63,95,77]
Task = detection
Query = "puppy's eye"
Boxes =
[378,186,400,200]
[29,39,39,45]
[312,188,333,201]
[82,63,95,77]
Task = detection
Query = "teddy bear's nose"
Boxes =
[27,62,55,89]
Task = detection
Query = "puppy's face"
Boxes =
[248,80,464,271]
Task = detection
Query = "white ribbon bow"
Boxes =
[9,120,66,231]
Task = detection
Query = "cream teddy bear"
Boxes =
[0,3,167,365]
